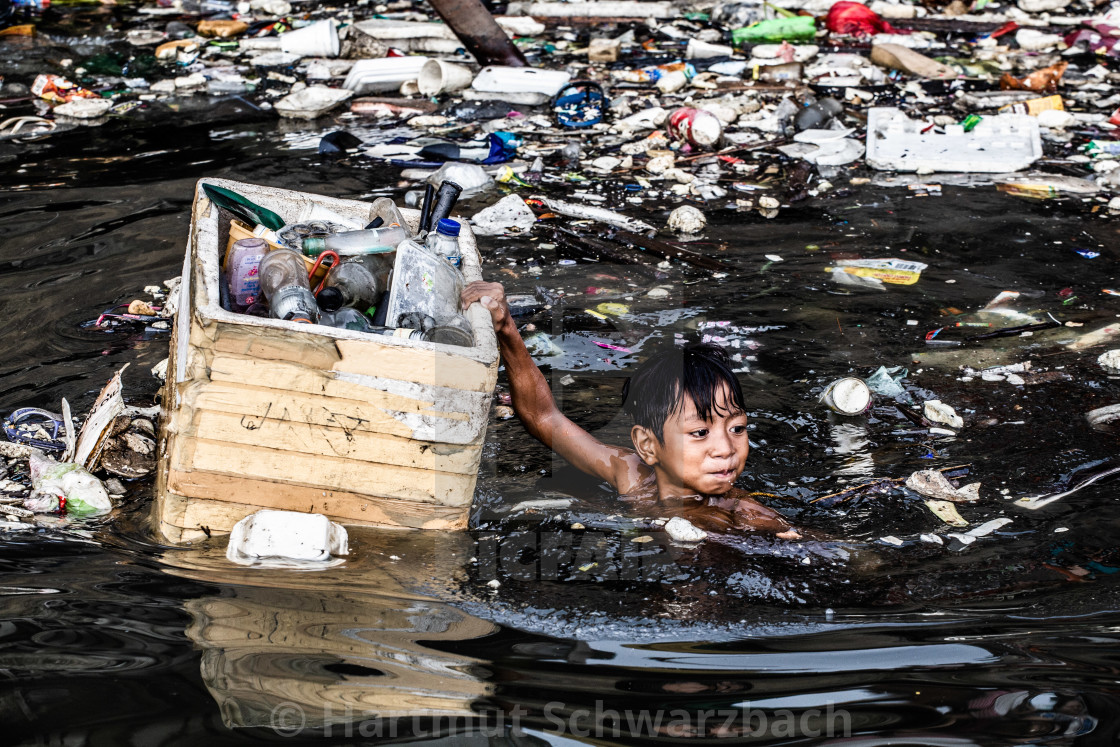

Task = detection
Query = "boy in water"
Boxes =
[461,281,802,539]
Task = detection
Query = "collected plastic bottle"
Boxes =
[425,219,462,268]
[301,225,407,256]
[317,260,381,315]
[319,307,375,332]
[225,237,267,311]
[257,248,318,323]
[368,197,411,236]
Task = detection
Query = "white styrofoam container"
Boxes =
[470,66,571,96]
[226,509,349,564]
[343,57,430,94]
[865,107,1042,173]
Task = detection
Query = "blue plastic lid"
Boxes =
[436,219,461,237]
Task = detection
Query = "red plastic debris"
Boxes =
[826,1,897,36]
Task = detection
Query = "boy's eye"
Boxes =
[730,425,747,434]
[690,429,709,438]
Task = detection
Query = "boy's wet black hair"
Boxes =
[621,342,746,441]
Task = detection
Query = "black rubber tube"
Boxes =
[425,181,463,233]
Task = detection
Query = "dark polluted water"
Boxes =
[4,37,1120,747]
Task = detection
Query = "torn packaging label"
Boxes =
[826,258,929,285]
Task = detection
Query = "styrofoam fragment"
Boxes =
[866,107,1041,173]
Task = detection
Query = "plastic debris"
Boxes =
[26,450,111,516]
[666,205,706,234]
[907,469,980,503]
[1017,463,1120,510]
[866,108,1041,173]
[947,518,1012,546]
[871,44,955,80]
[1098,350,1120,373]
[226,509,349,565]
[275,86,354,120]
[663,516,707,543]
[865,366,908,399]
[828,258,928,286]
[924,499,968,527]
[471,195,537,236]
[820,378,872,415]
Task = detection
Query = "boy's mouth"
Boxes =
[710,468,736,480]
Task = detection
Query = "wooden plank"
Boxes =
[161,474,469,531]
[171,438,476,506]
[189,408,482,475]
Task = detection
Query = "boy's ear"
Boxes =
[630,425,659,466]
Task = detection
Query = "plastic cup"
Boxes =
[820,378,872,415]
[418,59,474,96]
[280,21,339,59]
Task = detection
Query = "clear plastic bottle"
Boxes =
[425,219,462,268]
[369,197,411,236]
[225,237,267,311]
[301,225,408,256]
[258,248,318,323]
[318,260,382,316]
[320,308,375,332]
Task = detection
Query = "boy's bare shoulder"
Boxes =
[608,449,654,495]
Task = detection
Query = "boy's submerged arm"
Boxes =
[462,281,643,491]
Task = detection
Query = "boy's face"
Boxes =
[633,384,750,498]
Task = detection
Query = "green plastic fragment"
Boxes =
[731,15,815,45]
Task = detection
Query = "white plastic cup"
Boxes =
[820,378,873,415]
[686,39,733,59]
[655,69,689,94]
[280,20,339,58]
[418,59,475,96]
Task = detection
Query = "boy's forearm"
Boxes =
[493,316,561,445]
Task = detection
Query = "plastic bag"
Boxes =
[826,1,897,36]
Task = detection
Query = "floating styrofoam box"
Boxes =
[343,56,429,94]
[226,509,349,564]
[470,66,570,97]
[865,107,1042,173]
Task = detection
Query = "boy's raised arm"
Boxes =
[462,281,643,492]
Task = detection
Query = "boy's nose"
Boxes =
[708,430,735,457]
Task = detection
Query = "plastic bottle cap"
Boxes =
[317,286,344,312]
[436,219,461,237]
